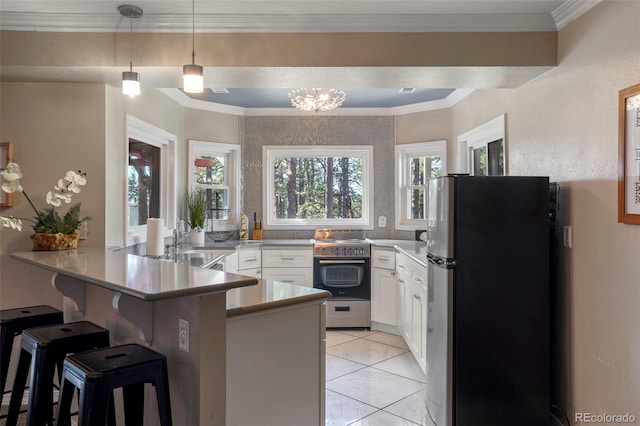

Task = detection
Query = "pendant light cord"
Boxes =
[191,0,196,65]
[129,12,134,72]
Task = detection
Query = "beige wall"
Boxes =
[104,86,186,247]
[398,1,640,421]
[0,83,106,309]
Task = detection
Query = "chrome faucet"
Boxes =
[165,227,199,255]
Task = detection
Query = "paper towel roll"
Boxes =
[146,218,165,256]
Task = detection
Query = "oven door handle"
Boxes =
[317,259,367,264]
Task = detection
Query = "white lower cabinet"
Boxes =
[395,251,428,373]
[237,247,262,278]
[371,248,398,328]
[261,247,313,287]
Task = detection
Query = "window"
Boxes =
[128,139,161,226]
[125,115,176,246]
[395,140,446,230]
[263,145,374,229]
[458,114,506,176]
[188,140,241,231]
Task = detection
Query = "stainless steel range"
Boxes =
[313,229,371,328]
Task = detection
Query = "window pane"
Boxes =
[128,139,161,226]
[272,156,363,219]
[194,154,226,185]
[409,188,426,220]
[473,146,488,176]
[487,138,504,176]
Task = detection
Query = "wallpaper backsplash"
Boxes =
[241,115,413,240]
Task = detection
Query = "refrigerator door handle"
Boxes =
[427,253,456,268]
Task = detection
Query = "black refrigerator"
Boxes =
[424,175,550,426]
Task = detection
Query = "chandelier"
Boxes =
[288,88,346,112]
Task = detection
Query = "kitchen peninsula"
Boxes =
[11,247,330,425]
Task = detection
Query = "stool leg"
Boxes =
[123,382,145,425]
[0,326,15,395]
[54,371,74,426]
[154,367,173,426]
[6,348,32,426]
[26,347,57,426]
[77,382,109,426]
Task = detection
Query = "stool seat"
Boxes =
[56,344,173,426]
[0,305,63,397]
[6,321,110,426]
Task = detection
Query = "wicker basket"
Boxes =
[31,231,79,251]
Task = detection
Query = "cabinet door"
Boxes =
[398,271,412,343]
[224,251,239,274]
[371,267,397,326]
[238,267,262,279]
[412,284,427,372]
[262,268,313,287]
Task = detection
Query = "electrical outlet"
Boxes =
[179,319,190,352]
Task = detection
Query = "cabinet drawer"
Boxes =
[372,248,396,270]
[262,248,313,268]
[238,248,261,269]
[262,267,313,287]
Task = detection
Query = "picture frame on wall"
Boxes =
[0,142,15,207]
[618,84,640,224]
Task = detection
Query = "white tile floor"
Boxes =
[325,329,429,426]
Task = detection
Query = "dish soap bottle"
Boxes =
[239,212,249,241]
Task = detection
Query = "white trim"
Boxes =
[160,88,474,117]
[457,114,506,175]
[0,12,562,33]
[394,140,447,231]
[262,145,374,230]
[552,0,601,30]
[187,140,241,231]
[125,115,177,246]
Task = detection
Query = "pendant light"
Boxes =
[183,0,204,93]
[118,5,143,98]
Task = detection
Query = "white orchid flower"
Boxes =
[1,162,88,233]
[0,162,23,182]
[1,216,22,231]
[46,191,62,206]
[1,180,23,193]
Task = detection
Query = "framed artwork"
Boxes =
[619,84,640,224]
[0,142,14,207]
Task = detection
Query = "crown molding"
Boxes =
[160,88,474,117]
[0,12,558,33]
[552,0,601,30]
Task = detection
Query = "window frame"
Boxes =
[395,140,447,231]
[457,114,507,176]
[188,140,241,231]
[262,145,374,230]
[125,115,177,246]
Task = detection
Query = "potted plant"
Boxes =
[0,162,90,250]
[185,189,207,244]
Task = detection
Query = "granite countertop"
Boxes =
[11,247,258,301]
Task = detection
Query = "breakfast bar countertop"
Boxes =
[11,247,258,301]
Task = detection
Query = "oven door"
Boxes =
[313,258,371,299]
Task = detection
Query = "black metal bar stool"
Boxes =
[0,305,64,398]
[55,343,173,426]
[6,321,111,426]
